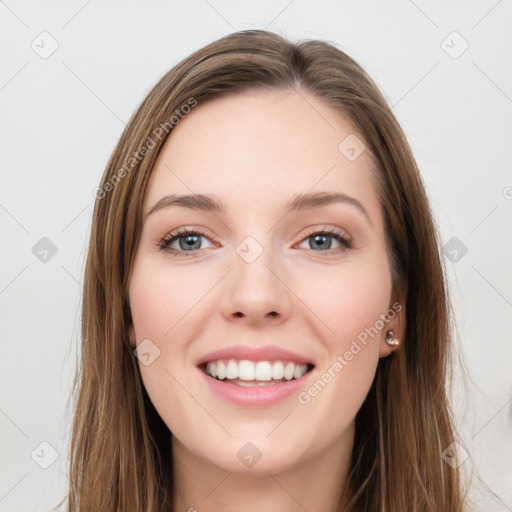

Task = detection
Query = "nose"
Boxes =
[219,242,292,326]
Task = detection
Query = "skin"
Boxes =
[128,88,403,512]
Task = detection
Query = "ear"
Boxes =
[379,290,405,358]
[129,323,137,347]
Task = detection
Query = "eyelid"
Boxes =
[163,225,219,241]
[298,224,352,241]
[159,226,219,250]
[158,223,353,257]
[294,225,353,254]
[160,224,350,244]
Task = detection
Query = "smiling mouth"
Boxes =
[199,359,315,387]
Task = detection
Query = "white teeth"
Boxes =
[226,359,238,379]
[255,361,272,381]
[204,359,310,382]
[284,362,295,380]
[216,360,226,380]
[293,364,306,379]
[239,360,255,380]
[271,361,284,380]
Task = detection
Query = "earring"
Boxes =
[385,330,399,347]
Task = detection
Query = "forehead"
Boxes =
[143,89,380,221]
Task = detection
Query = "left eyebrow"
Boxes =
[145,191,371,225]
[285,191,371,225]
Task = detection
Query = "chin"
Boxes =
[193,433,310,475]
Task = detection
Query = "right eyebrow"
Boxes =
[145,194,227,217]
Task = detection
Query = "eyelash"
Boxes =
[157,226,353,258]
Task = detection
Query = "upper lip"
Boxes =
[196,345,315,367]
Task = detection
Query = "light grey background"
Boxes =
[1,1,511,510]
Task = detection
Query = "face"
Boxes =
[128,88,402,474]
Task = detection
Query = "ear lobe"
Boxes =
[378,294,405,358]
[379,333,399,358]
[129,324,136,347]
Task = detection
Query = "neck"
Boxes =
[171,422,355,512]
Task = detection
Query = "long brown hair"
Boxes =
[61,29,469,511]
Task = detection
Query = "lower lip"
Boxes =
[197,367,314,407]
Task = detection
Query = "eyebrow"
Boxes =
[145,191,371,224]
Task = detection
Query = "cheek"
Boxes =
[128,258,207,432]
[299,258,392,348]
[128,256,217,408]
[293,266,389,432]
[129,256,212,344]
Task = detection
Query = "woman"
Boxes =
[63,29,468,511]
